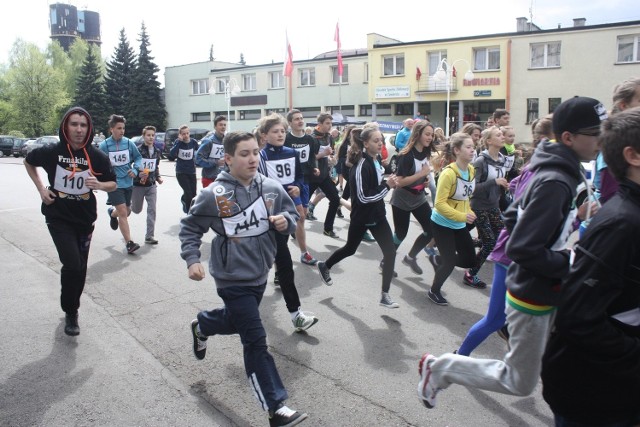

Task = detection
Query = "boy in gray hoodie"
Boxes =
[179,131,307,427]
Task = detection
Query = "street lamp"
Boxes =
[435,58,474,138]
[211,78,240,132]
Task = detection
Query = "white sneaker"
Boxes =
[292,311,319,332]
[417,353,440,408]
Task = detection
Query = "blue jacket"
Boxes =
[99,136,142,189]
[258,144,303,193]
[394,127,411,151]
[196,133,226,179]
[169,138,199,174]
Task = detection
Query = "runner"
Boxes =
[24,106,116,335]
[196,115,227,188]
[169,125,199,213]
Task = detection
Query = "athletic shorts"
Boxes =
[107,187,133,207]
[300,183,310,208]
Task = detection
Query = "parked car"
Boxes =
[0,135,18,157]
[12,138,31,157]
[24,136,60,155]
[164,127,209,160]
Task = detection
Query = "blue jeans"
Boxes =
[458,263,508,356]
[197,284,288,411]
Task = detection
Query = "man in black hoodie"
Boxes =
[24,107,116,336]
[417,97,606,409]
[542,106,640,427]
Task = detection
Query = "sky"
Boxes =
[2,0,639,87]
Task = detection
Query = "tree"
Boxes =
[73,46,108,133]
[127,22,167,135]
[239,53,246,65]
[104,29,136,120]
[5,40,67,136]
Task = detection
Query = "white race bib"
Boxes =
[53,166,92,195]
[109,149,130,166]
[486,164,506,182]
[451,176,475,201]
[294,145,310,164]
[141,158,157,172]
[221,197,270,237]
[178,148,194,160]
[208,144,224,159]
[265,157,296,186]
[504,155,515,171]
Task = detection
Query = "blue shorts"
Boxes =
[300,183,310,208]
[107,187,133,207]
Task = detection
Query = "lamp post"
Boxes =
[435,58,474,138]
[212,78,240,132]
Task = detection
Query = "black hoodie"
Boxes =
[25,107,115,230]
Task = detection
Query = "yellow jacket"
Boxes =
[434,163,476,223]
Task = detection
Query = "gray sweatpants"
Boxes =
[131,185,157,240]
[429,305,556,396]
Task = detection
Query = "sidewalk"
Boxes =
[0,236,232,427]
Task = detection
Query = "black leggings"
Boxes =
[430,221,475,292]
[308,177,340,232]
[325,218,396,293]
[274,232,301,313]
[392,201,433,258]
[177,173,197,210]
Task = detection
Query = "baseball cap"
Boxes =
[552,96,608,135]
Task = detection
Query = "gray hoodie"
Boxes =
[471,150,507,211]
[179,171,299,289]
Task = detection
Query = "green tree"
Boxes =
[6,40,67,136]
[74,45,108,134]
[104,29,136,121]
[127,22,167,135]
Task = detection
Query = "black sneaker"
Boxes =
[427,290,448,306]
[274,271,280,287]
[402,255,423,275]
[336,208,344,218]
[463,271,487,289]
[317,261,333,286]
[190,319,208,360]
[108,207,118,230]
[323,230,339,239]
[145,237,159,244]
[378,260,398,278]
[268,404,308,427]
[126,240,140,254]
[64,313,80,336]
[306,211,317,221]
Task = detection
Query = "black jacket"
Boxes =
[504,140,582,307]
[349,153,389,225]
[542,178,640,425]
[309,129,334,183]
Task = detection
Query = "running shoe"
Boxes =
[463,271,487,289]
[268,404,308,427]
[427,290,448,306]
[126,240,140,254]
[292,311,319,332]
[107,207,118,230]
[145,237,159,244]
[402,255,423,275]
[379,292,399,309]
[300,252,318,266]
[362,231,375,242]
[323,230,339,239]
[417,353,439,409]
[306,211,317,221]
[378,260,398,278]
[190,319,208,360]
[274,271,280,287]
[64,313,80,336]
[317,261,333,286]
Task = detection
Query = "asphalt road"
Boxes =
[0,156,553,426]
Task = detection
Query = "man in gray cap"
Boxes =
[416,96,606,408]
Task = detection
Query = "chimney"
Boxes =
[573,18,586,27]
[516,17,528,32]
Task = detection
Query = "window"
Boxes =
[473,47,500,71]
[360,104,373,116]
[530,42,561,68]
[331,65,349,84]
[363,63,368,83]
[617,35,640,63]
[549,97,562,113]
[191,112,210,122]
[242,74,256,91]
[395,103,413,115]
[299,68,315,86]
[269,71,284,89]
[526,98,539,124]
[376,104,392,116]
[191,79,209,95]
[215,78,228,94]
[383,54,405,76]
[428,50,447,75]
[239,109,261,121]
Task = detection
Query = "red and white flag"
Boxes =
[334,22,343,77]
[416,66,422,81]
[283,31,293,77]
